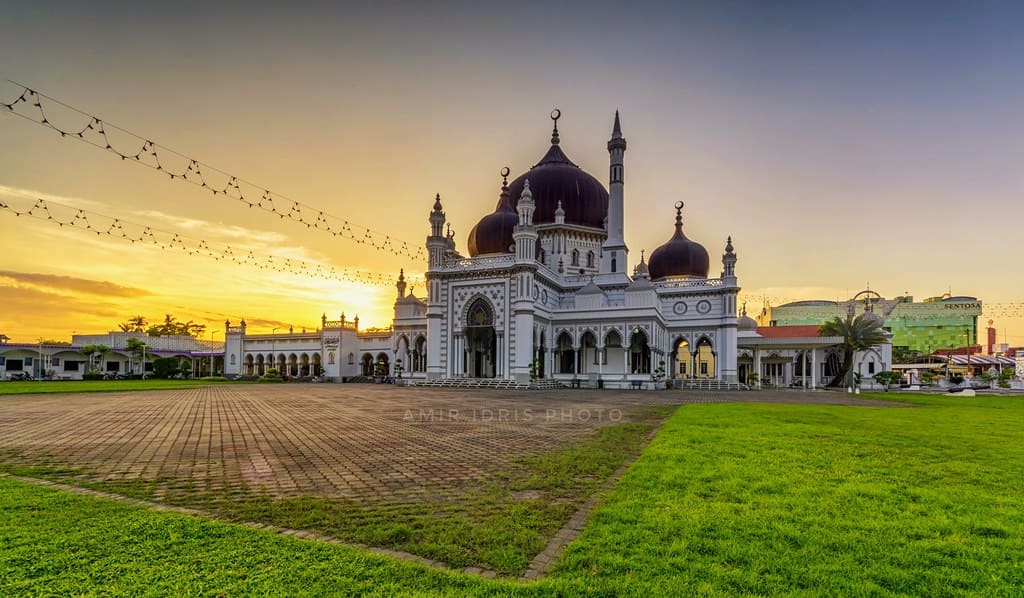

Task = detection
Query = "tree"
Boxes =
[818,314,889,388]
[144,314,207,338]
[873,370,902,391]
[125,337,148,376]
[892,346,923,364]
[39,339,70,346]
[152,357,180,379]
[78,344,110,373]
[118,315,148,333]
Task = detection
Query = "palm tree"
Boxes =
[819,313,888,388]
[78,344,110,374]
[125,337,148,376]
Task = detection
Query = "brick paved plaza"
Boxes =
[0,385,695,501]
[0,385,890,503]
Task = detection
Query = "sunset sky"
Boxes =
[2,2,1023,346]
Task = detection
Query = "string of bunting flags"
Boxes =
[1,82,425,260]
[0,196,422,287]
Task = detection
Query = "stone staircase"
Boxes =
[671,379,749,391]
[412,378,566,390]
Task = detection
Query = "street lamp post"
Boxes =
[211,330,222,376]
[272,328,279,375]
[37,338,43,381]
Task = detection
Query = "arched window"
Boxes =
[586,251,595,268]
[571,249,580,266]
[466,298,494,327]
[347,352,355,365]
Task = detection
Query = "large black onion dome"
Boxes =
[467,178,518,256]
[505,114,608,229]
[648,202,710,280]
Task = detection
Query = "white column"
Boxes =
[811,348,818,389]
[754,347,762,388]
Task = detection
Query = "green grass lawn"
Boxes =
[0,379,229,395]
[2,393,1022,595]
[550,393,1024,594]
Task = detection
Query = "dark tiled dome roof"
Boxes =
[648,202,709,280]
[505,120,607,229]
[467,181,518,256]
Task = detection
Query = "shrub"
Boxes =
[199,376,228,382]
[259,368,284,383]
[153,357,181,379]
[82,371,105,381]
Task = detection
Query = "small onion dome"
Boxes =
[467,178,519,256]
[648,202,710,280]
[860,308,885,328]
[738,313,758,332]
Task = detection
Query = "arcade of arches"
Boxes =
[243,352,322,377]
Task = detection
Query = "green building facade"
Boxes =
[758,293,981,356]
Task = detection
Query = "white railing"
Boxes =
[442,254,517,270]
[655,278,724,289]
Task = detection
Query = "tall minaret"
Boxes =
[601,110,628,275]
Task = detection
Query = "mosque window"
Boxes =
[571,249,579,266]
[587,251,595,268]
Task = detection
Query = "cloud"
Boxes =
[0,184,107,210]
[0,270,151,297]
[133,210,288,244]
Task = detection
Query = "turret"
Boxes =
[513,179,539,263]
[396,269,407,299]
[426,194,447,269]
[722,236,736,279]
[601,110,628,274]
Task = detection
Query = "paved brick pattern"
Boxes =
[0,385,692,501]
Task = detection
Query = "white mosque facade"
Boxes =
[1,113,902,388]
[221,111,742,387]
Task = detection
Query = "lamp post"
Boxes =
[37,338,43,381]
[272,327,279,375]
[211,330,221,376]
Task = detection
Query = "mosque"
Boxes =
[2,112,899,388]
[222,110,742,387]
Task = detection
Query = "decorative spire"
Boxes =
[673,201,685,238]
[725,235,733,253]
[550,108,561,145]
[432,193,442,212]
[397,268,407,298]
[612,110,622,138]
[640,249,646,264]
[555,200,565,217]
[501,166,510,188]
[741,301,747,317]
[521,178,532,200]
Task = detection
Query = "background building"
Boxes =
[758,291,981,357]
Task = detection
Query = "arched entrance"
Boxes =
[555,331,574,374]
[673,338,691,378]
[579,331,598,373]
[695,337,716,379]
[629,329,651,374]
[534,330,547,379]
[376,353,390,378]
[361,353,374,377]
[464,298,496,378]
